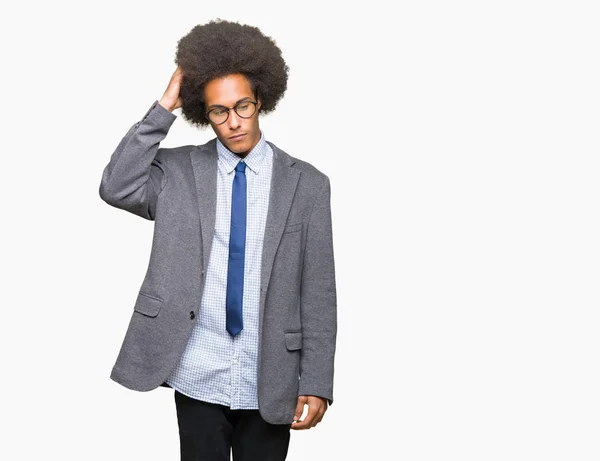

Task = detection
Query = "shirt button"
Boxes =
[189,311,195,320]
[233,359,238,364]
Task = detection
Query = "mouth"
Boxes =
[229,133,246,141]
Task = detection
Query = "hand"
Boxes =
[291,395,328,430]
[159,66,184,112]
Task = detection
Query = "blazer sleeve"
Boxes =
[298,175,338,404]
[98,100,177,220]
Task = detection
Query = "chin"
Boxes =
[230,144,246,154]
[228,142,249,156]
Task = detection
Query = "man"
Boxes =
[99,19,337,461]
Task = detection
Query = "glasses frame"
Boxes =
[204,100,259,125]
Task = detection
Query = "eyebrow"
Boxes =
[206,97,253,110]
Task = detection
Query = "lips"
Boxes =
[229,133,246,140]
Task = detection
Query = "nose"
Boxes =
[227,109,242,129]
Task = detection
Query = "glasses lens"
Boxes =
[235,102,256,118]
[208,109,228,124]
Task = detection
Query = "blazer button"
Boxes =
[190,311,195,320]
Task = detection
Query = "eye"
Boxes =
[237,103,250,110]
[212,108,228,116]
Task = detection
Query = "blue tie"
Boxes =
[226,161,247,337]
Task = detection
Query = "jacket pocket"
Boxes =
[283,222,302,234]
[284,331,303,351]
[134,291,163,317]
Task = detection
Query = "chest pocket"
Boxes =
[283,222,302,234]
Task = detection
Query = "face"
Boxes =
[204,73,262,158]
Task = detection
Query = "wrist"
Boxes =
[158,99,175,112]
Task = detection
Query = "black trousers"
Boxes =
[174,390,291,461]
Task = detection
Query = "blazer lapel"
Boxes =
[189,138,300,293]
[260,142,301,293]
[190,139,218,274]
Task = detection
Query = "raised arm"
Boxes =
[98,67,183,220]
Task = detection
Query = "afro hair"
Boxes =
[174,18,290,128]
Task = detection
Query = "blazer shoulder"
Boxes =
[157,141,211,164]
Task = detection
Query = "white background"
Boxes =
[1,0,599,459]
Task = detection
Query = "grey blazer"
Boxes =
[99,101,337,424]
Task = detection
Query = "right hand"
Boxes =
[159,66,184,112]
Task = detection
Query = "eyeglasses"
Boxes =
[205,100,259,125]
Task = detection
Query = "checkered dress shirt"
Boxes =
[166,131,273,409]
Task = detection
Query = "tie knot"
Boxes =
[235,161,246,173]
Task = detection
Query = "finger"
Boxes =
[313,405,326,426]
[292,402,319,430]
[291,418,310,430]
[312,401,327,427]
[315,411,325,425]
[293,397,306,423]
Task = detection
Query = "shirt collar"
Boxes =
[216,131,268,175]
